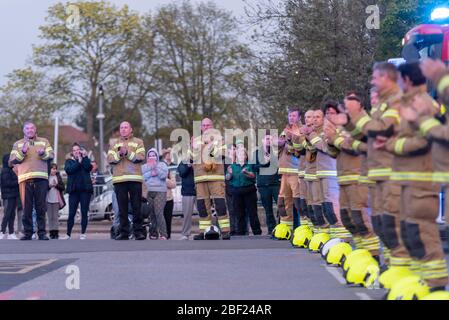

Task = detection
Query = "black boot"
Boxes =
[115,233,129,240]
[38,234,49,241]
[312,205,326,226]
[49,231,55,239]
[322,202,338,225]
[193,232,205,240]
[221,231,231,240]
[54,230,59,239]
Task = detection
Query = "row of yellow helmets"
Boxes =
[272,223,449,300]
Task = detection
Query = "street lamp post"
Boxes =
[97,85,105,174]
[155,98,159,152]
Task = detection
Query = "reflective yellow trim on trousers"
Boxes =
[304,174,318,181]
[353,237,363,249]
[338,175,360,184]
[394,138,406,155]
[390,171,433,182]
[292,143,302,149]
[112,175,143,183]
[279,168,299,174]
[420,118,440,136]
[421,260,448,269]
[390,256,412,267]
[362,237,380,251]
[437,74,449,95]
[199,221,212,231]
[18,171,48,183]
[218,218,230,229]
[421,259,449,279]
[280,220,293,228]
[194,175,225,183]
[368,168,392,178]
[298,170,305,177]
[410,260,421,273]
[316,170,337,177]
[422,271,449,280]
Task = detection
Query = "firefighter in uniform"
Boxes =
[325,95,380,257]
[301,110,326,234]
[191,118,230,240]
[276,107,302,232]
[107,121,146,240]
[10,121,54,240]
[342,62,410,270]
[396,60,449,289]
[297,133,310,229]
[307,108,351,240]
[418,58,449,237]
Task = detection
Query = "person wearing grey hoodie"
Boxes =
[142,148,168,239]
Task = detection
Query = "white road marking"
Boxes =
[355,292,373,300]
[324,266,346,285]
[0,259,57,274]
[324,265,374,300]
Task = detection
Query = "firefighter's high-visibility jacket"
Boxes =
[307,126,338,179]
[386,87,439,186]
[190,136,226,183]
[429,69,449,107]
[327,129,363,186]
[301,135,318,182]
[278,124,301,175]
[107,135,145,184]
[347,86,402,181]
[10,136,54,183]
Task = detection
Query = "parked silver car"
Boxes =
[59,175,114,221]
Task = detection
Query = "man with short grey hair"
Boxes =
[10,121,54,240]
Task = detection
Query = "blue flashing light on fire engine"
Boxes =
[431,7,449,22]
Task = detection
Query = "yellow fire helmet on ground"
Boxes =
[272,223,292,240]
[308,233,331,253]
[344,256,379,287]
[387,276,430,300]
[292,227,313,248]
[326,242,353,266]
[378,266,415,290]
[342,249,372,272]
[421,291,449,300]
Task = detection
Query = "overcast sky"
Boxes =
[0,0,251,86]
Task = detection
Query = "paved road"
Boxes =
[0,237,390,300]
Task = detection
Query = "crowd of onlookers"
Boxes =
[1,142,271,240]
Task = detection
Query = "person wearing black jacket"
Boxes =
[1,154,20,239]
[63,143,93,239]
[177,158,196,240]
[252,133,280,235]
[224,144,240,235]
